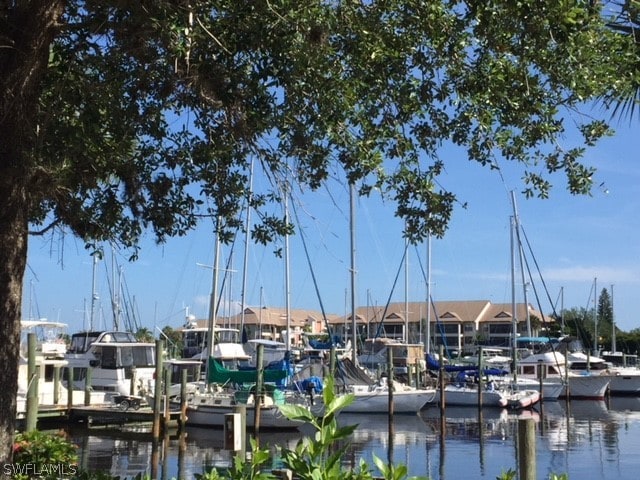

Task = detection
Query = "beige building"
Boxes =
[190,300,553,352]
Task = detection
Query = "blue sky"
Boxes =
[23,120,640,337]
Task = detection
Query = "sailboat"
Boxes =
[175,207,312,429]
[337,185,436,414]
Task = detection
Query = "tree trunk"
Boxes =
[0,0,65,468]
[0,179,28,466]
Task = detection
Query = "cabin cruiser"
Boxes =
[65,331,156,396]
[17,320,109,419]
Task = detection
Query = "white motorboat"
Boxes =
[65,330,156,396]
[516,351,610,399]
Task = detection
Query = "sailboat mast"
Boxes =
[594,277,598,355]
[240,159,254,334]
[284,185,291,354]
[350,183,357,364]
[206,218,221,360]
[509,190,519,383]
[90,253,99,331]
[404,232,409,343]
[425,234,431,355]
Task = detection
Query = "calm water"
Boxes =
[65,397,640,480]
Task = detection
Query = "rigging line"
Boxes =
[288,192,334,341]
[518,224,559,319]
[370,244,408,342]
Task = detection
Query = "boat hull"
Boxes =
[440,385,508,407]
[185,403,301,429]
[341,387,436,414]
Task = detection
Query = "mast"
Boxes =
[404,231,409,343]
[509,191,519,383]
[206,218,221,360]
[240,160,254,334]
[593,277,598,355]
[350,183,358,364]
[90,253,99,331]
[284,183,291,354]
[425,234,432,355]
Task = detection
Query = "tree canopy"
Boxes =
[1,0,639,464]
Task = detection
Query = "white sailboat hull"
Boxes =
[341,385,436,413]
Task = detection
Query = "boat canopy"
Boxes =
[207,357,289,385]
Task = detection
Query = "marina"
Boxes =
[56,397,640,480]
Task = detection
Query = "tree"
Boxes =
[597,287,614,346]
[601,0,640,120]
[134,327,155,343]
[1,0,637,464]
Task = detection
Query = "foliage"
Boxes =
[3,0,640,465]
[495,469,516,480]
[135,327,155,343]
[13,430,77,467]
[7,0,638,251]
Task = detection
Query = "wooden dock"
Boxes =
[18,404,182,429]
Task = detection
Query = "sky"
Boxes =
[23,119,640,337]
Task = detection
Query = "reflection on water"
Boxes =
[66,398,640,480]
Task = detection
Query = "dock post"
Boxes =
[439,345,446,412]
[26,333,38,432]
[180,368,188,427]
[387,347,394,418]
[477,346,484,409]
[84,367,92,406]
[254,343,264,433]
[67,366,74,413]
[518,418,536,480]
[224,412,242,451]
[53,365,61,405]
[234,404,247,460]
[163,366,171,433]
[152,339,164,441]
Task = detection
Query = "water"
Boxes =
[65,397,640,480]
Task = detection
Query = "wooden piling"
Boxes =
[254,343,264,433]
[163,366,171,432]
[387,347,394,417]
[518,418,536,480]
[67,366,74,414]
[180,368,188,427]
[477,346,484,408]
[439,345,446,411]
[53,365,61,405]
[84,368,92,406]
[152,339,164,441]
[26,333,38,432]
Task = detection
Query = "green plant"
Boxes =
[495,469,516,480]
[279,376,428,480]
[11,430,78,479]
[195,438,275,480]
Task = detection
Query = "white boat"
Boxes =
[17,321,109,419]
[516,351,610,399]
[341,378,436,414]
[65,331,156,396]
[175,383,307,429]
[440,383,509,407]
[507,376,564,401]
[506,388,540,409]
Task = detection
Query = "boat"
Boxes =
[340,377,436,414]
[557,336,640,395]
[64,330,156,396]
[17,320,109,420]
[516,350,610,399]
